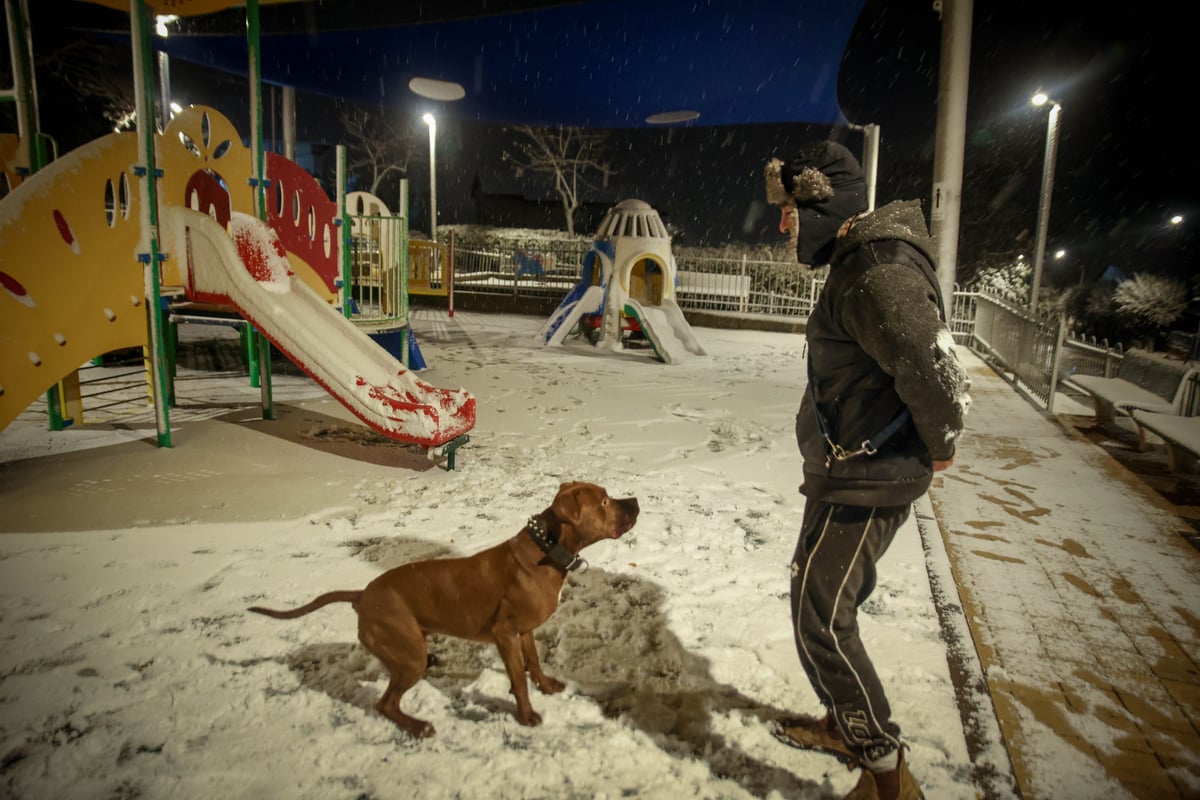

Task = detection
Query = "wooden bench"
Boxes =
[1070,349,1196,433]
[1129,410,1200,472]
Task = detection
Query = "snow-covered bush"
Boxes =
[1114,273,1189,330]
[442,224,590,249]
[968,259,1030,306]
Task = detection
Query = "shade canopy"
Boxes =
[86,0,294,13]
[142,0,867,129]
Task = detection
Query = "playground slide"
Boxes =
[623,298,707,365]
[535,284,605,345]
[162,207,474,448]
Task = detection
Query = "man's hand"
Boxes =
[932,456,955,472]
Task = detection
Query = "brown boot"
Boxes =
[843,748,924,800]
[769,713,859,768]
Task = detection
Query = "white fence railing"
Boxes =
[450,243,829,319]
[449,242,964,327]
[960,292,1184,414]
[446,240,1154,413]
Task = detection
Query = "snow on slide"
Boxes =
[623,298,707,364]
[535,284,605,345]
[162,208,474,448]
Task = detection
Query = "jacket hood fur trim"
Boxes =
[764,158,834,206]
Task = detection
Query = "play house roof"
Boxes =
[595,200,669,241]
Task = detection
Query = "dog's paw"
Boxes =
[535,676,566,695]
[516,710,544,727]
[401,720,437,739]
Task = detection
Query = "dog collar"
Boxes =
[526,515,586,573]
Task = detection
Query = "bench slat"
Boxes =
[1130,411,1200,454]
[1071,376,1176,414]
[1130,410,1200,473]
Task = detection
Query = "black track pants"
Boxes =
[789,500,910,765]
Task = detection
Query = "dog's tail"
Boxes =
[247,590,361,620]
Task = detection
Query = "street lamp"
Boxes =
[422,113,437,242]
[1029,91,1062,314]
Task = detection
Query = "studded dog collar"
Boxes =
[525,514,586,572]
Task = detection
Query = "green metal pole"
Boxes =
[244,324,260,386]
[131,0,172,447]
[4,0,42,172]
[163,298,177,406]
[337,144,352,318]
[399,177,411,367]
[246,0,273,419]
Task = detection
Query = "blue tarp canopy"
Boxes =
[154,0,867,128]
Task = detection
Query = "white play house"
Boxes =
[535,199,706,364]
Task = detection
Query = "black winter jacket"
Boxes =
[797,200,970,506]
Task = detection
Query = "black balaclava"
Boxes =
[764,141,869,267]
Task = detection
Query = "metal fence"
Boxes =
[453,239,593,298]
[408,239,449,296]
[449,239,971,328]
[968,293,1066,408]
[450,241,828,318]
[446,238,1184,415]
[957,291,1197,414]
[347,214,408,325]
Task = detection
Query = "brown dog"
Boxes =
[248,481,639,738]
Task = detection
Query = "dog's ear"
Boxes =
[551,485,583,525]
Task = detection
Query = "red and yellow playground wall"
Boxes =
[0,106,341,431]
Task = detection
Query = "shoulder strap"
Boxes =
[807,358,911,467]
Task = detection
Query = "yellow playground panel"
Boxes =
[0,132,151,429]
[0,105,340,431]
[408,240,449,297]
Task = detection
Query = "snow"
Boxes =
[0,310,1195,800]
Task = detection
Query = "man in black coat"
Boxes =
[764,141,971,800]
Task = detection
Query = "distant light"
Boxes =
[170,101,183,114]
[646,110,700,124]
[1170,214,1184,225]
[409,77,465,102]
[422,113,436,127]
[1054,249,1066,260]
[1017,254,1025,261]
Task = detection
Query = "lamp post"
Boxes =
[422,113,437,242]
[156,16,174,128]
[1029,91,1062,314]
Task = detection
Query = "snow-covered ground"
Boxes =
[2,309,1194,799]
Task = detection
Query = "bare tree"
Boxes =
[503,125,611,235]
[340,104,422,198]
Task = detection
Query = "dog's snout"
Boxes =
[611,496,639,538]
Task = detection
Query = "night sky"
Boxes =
[838,0,1196,286]
[11,0,1197,287]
